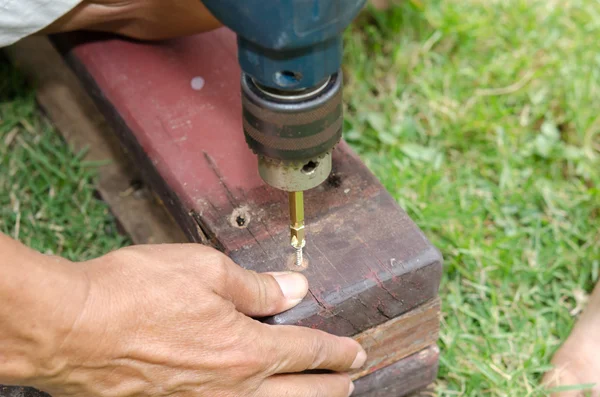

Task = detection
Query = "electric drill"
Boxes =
[201,0,367,265]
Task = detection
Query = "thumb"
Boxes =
[214,258,309,317]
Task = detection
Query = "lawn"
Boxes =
[0,54,128,259]
[1,0,600,396]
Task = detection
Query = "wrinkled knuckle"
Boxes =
[253,272,279,313]
[223,338,268,380]
[209,254,231,286]
[307,335,330,370]
[253,332,282,375]
[232,355,266,380]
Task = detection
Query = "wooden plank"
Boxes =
[4,37,186,245]
[354,345,440,397]
[351,298,440,380]
[52,28,443,337]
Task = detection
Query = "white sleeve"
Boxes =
[0,0,83,47]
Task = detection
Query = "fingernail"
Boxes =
[351,349,367,369]
[348,382,355,396]
[271,272,308,303]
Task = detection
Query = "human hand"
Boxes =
[43,0,221,40]
[32,244,366,397]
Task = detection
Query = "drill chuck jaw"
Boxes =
[241,71,342,192]
[201,0,365,192]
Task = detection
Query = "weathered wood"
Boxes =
[5,37,186,245]
[354,345,440,397]
[351,298,440,380]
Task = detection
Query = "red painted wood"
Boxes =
[70,30,260,212]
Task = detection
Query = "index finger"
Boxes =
[260,324,367,374]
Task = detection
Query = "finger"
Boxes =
[256,373,354,397]
[43,1,222,40]
[213,256,309,317]
[262,324,367,374]
[114,0,222,39]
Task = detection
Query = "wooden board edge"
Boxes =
[351,297,440,380]
[354,345,440,397]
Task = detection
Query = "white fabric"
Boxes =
[0,0,82,47]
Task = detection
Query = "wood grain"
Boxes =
[354,345,440,397]
[351,298,440,380]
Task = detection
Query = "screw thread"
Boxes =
[295,246,303,267]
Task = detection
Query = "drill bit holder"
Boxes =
[241,71,342,192]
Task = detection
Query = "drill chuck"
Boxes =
[241,71,343,192]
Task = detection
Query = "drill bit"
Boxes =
[289,191,306,266]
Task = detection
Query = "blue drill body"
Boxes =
[201,0,366,90]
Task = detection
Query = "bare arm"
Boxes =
[0,232,88,385]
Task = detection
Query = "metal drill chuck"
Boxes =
[241,71,343,192]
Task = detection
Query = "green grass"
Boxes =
[0,55,127,260]
[1,0,600,395]
[343,0,600,395]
